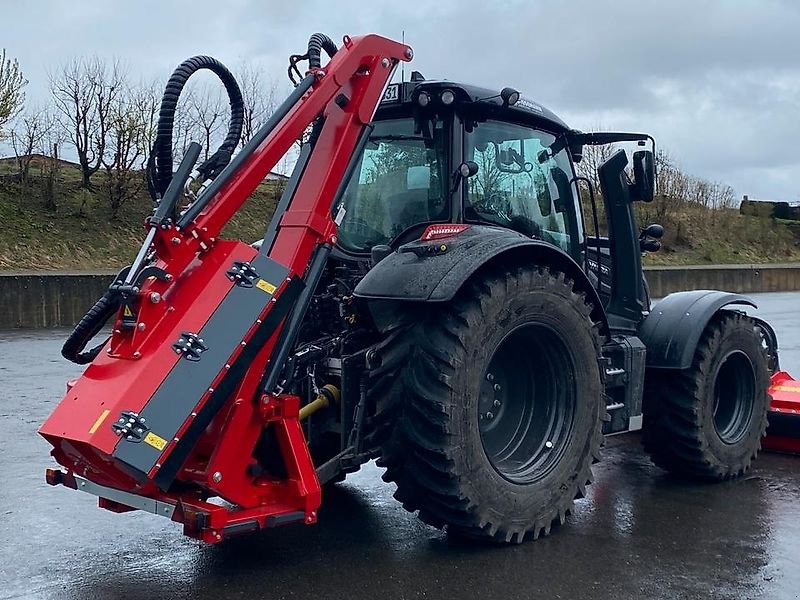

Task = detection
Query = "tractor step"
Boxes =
[765,371,800,455]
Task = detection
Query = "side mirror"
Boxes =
[641,223,664,239]
[631,150,655,202]
[639,223,664,253]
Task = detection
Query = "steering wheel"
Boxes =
[475,193,511,222]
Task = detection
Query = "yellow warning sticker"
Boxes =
[89,409,110,434]
[123,305,134,317]
[144,432,167,451]
[256,279,277,294]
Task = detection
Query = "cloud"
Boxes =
[4,0,799,200]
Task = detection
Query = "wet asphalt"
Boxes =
[0,292,798,600]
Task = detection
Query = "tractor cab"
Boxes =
[337,76,658,333]
[335,77,584,261]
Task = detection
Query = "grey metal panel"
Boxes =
[113,254,290,478]
[153,274,303,489]
[71,474,175,518]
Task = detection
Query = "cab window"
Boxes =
[464,121,582,258]
[336,118,449,253]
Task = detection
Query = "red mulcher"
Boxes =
[766,372,800,454]
[40,33,412,542]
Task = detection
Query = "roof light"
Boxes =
[440,89,456,105]
[417,91,430,107]
[501,87,520,106]
[421,224,470,241]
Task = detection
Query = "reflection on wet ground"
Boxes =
[1,292,798,599]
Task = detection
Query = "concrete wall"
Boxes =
[0,272,115,329]
[1,264,799,328]
[643,263,800,298]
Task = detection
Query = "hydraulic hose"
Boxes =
[147,55,244,200]
[307,33,338,69]
[288,33,338,85]
[61,291,120,364]
[65,56,244,365]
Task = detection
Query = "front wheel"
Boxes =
[642,312,770,480]
[377,266,604,543]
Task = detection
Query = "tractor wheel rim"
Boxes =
[479,323,576,485]
[712,349,756,445]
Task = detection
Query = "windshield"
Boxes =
[464,121,583,258]
[336,118,449,252]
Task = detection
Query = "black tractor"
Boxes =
[274,75,777,543]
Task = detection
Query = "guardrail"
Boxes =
[1,263,799,329]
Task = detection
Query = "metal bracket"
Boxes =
[111,411,151,442]
[226,261,260,288]
[172,331,208,361]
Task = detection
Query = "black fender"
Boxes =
[353,225,608,332]
[638,290,756,369]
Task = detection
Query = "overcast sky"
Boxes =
[4,0,800,201]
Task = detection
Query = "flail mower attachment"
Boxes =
[39,32,413,543]
[765,371,800,455]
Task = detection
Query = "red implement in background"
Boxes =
[765,371,800,455]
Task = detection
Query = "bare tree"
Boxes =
[38,110,66,211]
[471,147,508,201]
[0,49,27,138]
[169,88,198,161]
[575,141,618,193]
[9,108,50,191]
[237,62,278,147]
[190,85,228,161]
[101,84,152,218]
[50,57,124,189]
[135,79,161,155]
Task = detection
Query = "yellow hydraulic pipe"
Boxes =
[299,384,340,420]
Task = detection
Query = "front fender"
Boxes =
[638,290,756,369]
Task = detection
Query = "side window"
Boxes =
[465,121,581,257]
[336,118,449,252]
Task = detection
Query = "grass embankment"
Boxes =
[0,162,798,270]
[0,163,280,271]
[641,206,800,266]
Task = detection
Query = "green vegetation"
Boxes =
[0,161,280,271]
[641,205,800,265]
[0,160,798,271]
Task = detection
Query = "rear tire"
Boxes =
[642,312,769,480]
[377,266,604,543]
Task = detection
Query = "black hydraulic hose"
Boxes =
[61,291,120,364]
[148,55,244,200]
[307,33,338,69]
[288,33,338,85]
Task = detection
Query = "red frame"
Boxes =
[40,34,412,542]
